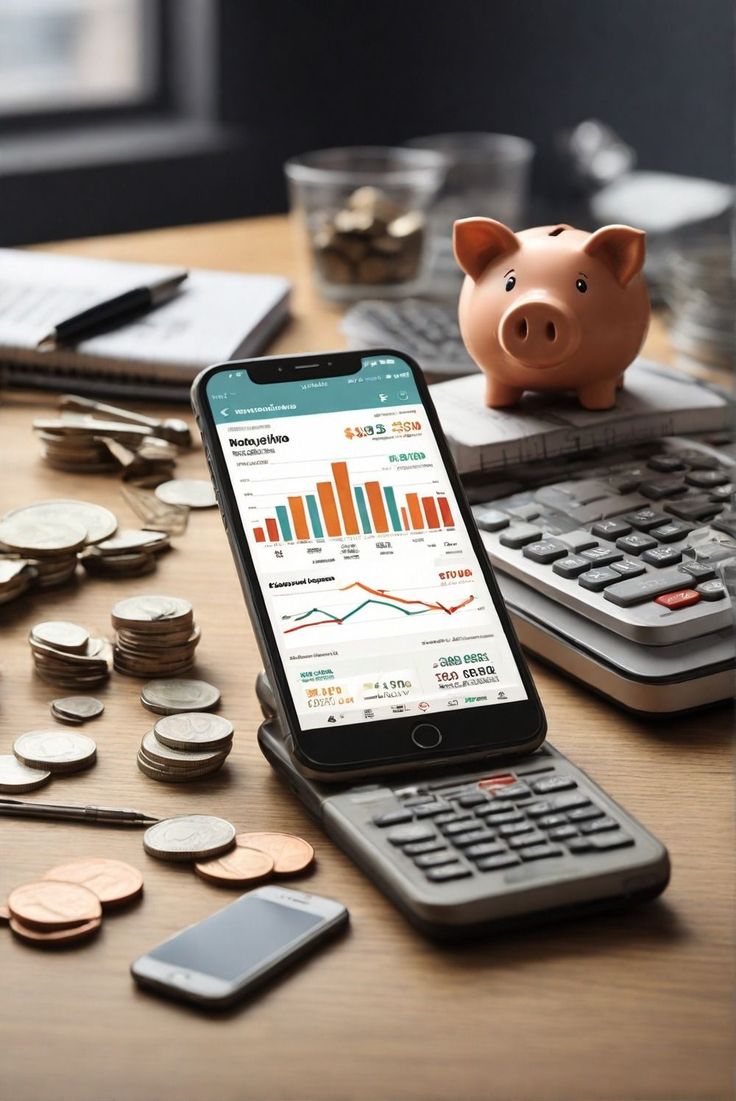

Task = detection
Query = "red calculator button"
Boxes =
[655,589,700,609]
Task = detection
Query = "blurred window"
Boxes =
[0,0,156,115]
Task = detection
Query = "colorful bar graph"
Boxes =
[406,493,424,530]
[332,462,359,536]
[275,505,293,541]
[422,497,440,529]
[317,482,341,537]
[306,495,324,539]
[265,517,279,542]
[383,486,402,533]
[288,496,309,541]
[401,506,409,530]
[353,487,372,534]
[437,497,454,527]
[365,482,389,533]
[254,526,265,543]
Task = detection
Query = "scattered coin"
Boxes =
[140,678,220,715]
[143,814,236,862]
[153,712,234,751]
[235,832,315,876]
[31,621,89,654]
[3,499,117,545]
[13,730,97,774]
[7,880,102,930]
[50,696,104,725]
[9,914,102,948]
[195,846,274,886]
[0,754,52,793]
[154,479,216,509]
[29,624,111,688]
[43,858,143,908]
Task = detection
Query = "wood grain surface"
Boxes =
[0,217,732,1101]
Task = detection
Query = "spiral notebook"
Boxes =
[0,249,291,401]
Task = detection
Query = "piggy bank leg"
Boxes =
[616,374,625,390]
[577,381,618,410]
[485,377,524,408]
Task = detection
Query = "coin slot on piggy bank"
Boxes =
[454,219,650,410]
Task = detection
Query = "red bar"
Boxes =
[437,497,454,527]
[288,496,309,540]
[265,517,279,542]
[331,462,359,535]
[400,506,409,530]
[317,482,341,537]
[365,482,389,533]
[421,497,440,529]
[406,493,424,530]
[254,526,265,543]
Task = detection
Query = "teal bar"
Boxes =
[353,487,372,534]
[383,486,402,532]
[275,505,293,541]
[306,494,324,539]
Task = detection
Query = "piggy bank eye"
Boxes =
[505,276,516,292]
[575,278,588,293]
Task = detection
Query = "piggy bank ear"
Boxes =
[453,218,520,281]
[583,224,646,287]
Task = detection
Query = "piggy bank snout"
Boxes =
[499,297,580,369]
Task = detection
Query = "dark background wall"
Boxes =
[1,0,733,243]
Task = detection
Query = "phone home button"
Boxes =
[411,723,442,750]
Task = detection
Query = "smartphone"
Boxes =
[191,349,546,776]
[131,886,348,1009]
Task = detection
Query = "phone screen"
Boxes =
[205,354,528,732]
[149,896,323,982]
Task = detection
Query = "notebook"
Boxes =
[0,249,291,400]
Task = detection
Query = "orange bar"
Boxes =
[422,497,440,529]
[438,497,454,527]
[317,482,341,537]
[331,462,359,535]
[364,482,389,533]
[265,517,279,542]
[254,526,265,543]
[400,506,409,530]
[288,496,310,540]
[406,493,424,530]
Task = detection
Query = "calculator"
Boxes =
[256,672,669,940]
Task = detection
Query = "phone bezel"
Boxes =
[193,348,546,773]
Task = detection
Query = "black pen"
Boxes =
[37,270,188,351]
[0,797,159,827]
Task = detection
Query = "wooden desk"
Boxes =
[1,217,732,1101]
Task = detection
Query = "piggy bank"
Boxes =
[454,219,650,410]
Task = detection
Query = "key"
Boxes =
[647,455,686,473]
[522,539,569,564]
[548,824,579,840]
[578,567,621,591]
[655,589,700,610]
[553,794,591,811]
[495,782,532,800]
[434,812,474,826]
[403,839,448,855]
[566,837,593,854]
[425,864,473,882]
[518,844,563,861]
[679,561,717,582]
[587,832,635,851]
[413,803,453,819]
[711,512,736,540]
[451,830,496,847]
[581,546,624,567]
[499,523,544,549]
[473,507,510,532]
[639,478,687,499]
[387,823,438,845]
[683,540,735,565]
[532,775,577,794]
[561,479,610,505]
[604,568,690,607]
[610,558,646,578]
[685,470,730,489]
[591,518,632,540]
[483,810,524,826]
[414,850,459,868]
[442,819,481,836]
[499,821,537,837]
[568,806,604,822]
[569,494,644,525]
[580,816,620,834]
[650,520,695,543]
[696,579,727,601]
[624,509,669,531]
[675,450,719,470]
[616,532,658,555]
[476,853,521,871]
[465,841,508,859]
[641,545,683,568]
[553,554,592,579]
[555,530,599,553]
[666,497,723,522]
[508,832,546,849]
[607,471,643,493]
[505,503,541,521]
[456,792,488,808]
[709,484,733,503]
[373,810,413,827]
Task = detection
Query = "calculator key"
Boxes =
[473,507,511,532]
[696,579,727,601]
[476,853,521,871]
[624,509,669,531]
[685,470,730,489]
[403,839,449,856]
[568,806,604,822]
[580,816,619,834]
[457,792,488,808]
[566,837,593,854]
[683,540,734,565]
[655,589,700,610]
[496,782,532,800]
[649,520,695,543]
[568,494,644,525]
[532,775,577,794]
[373,810,413,827]
[403,796,438,807]
[414,850,459,869]
[536,814,570,829]
[610,558,646,579]
[475,802,514,818]
[451,829,496,848]
[499,523,544,549]
[581,547,624,567]
[675,450,719,470]
[711,512,736,539]
[518,844,563,861]
[591,518,632,540]
[639,478,687,500]
[641,545,683,568]
[548,825,579,841]
[413,803,452,819]
[604,568,689,606]
[499,821,537,837]
[434,811,474,826]
[483,810,524,826]
[523,539,569,564]
[556,530,599,553]
[616,532,658,555]
[709,484,733,502]
[588,832,635,851]
[553,554,592,579]
[387,823,438,845]
[441,819,480,836]
[553,793,591,811]
[505,503,542,521]
[578,567,621,591]
[425,864,473,882]
[508,832,546,849]
[647,455,686,473]
[525,801,557,818]
[679,561,717,583]
[665,496,723,522]
[607,472,643,493]
[465,841,508,859]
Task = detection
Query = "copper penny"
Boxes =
[9,915,102,948]
[43,858,143,908]
[7,880,102,930]
[235,832,315,876]
[194,845,274,887]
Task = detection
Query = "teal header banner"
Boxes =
[206,355,419,424]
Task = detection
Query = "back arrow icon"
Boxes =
[220,408,230,416]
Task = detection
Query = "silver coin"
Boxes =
[51,696,104,723]
[93,529,169,556]
[0,517,87,555]
[111,594,192,630]
[0,754,52,793]
[136,750,227,784]
[143,814,235,861]
[141,729,227,768]
[30,621,90,654]
[13,730,97,774]
[154,480,217,509]
[140,679,220,715]
[153,712,234,750]
[3,500,117,545]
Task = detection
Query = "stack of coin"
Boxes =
[0,558,37,604]
[194,832,315,887]
[81,528,170,579]
[3,858,143,948]
[111,596,201,677]
[50,696,104,725]
[29,620,111,688]
[137,720,232,784]
[154,480,217,509]
[13,728,97,774]
[140,678,221,715]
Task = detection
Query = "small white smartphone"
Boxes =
[130,885,348,1009]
